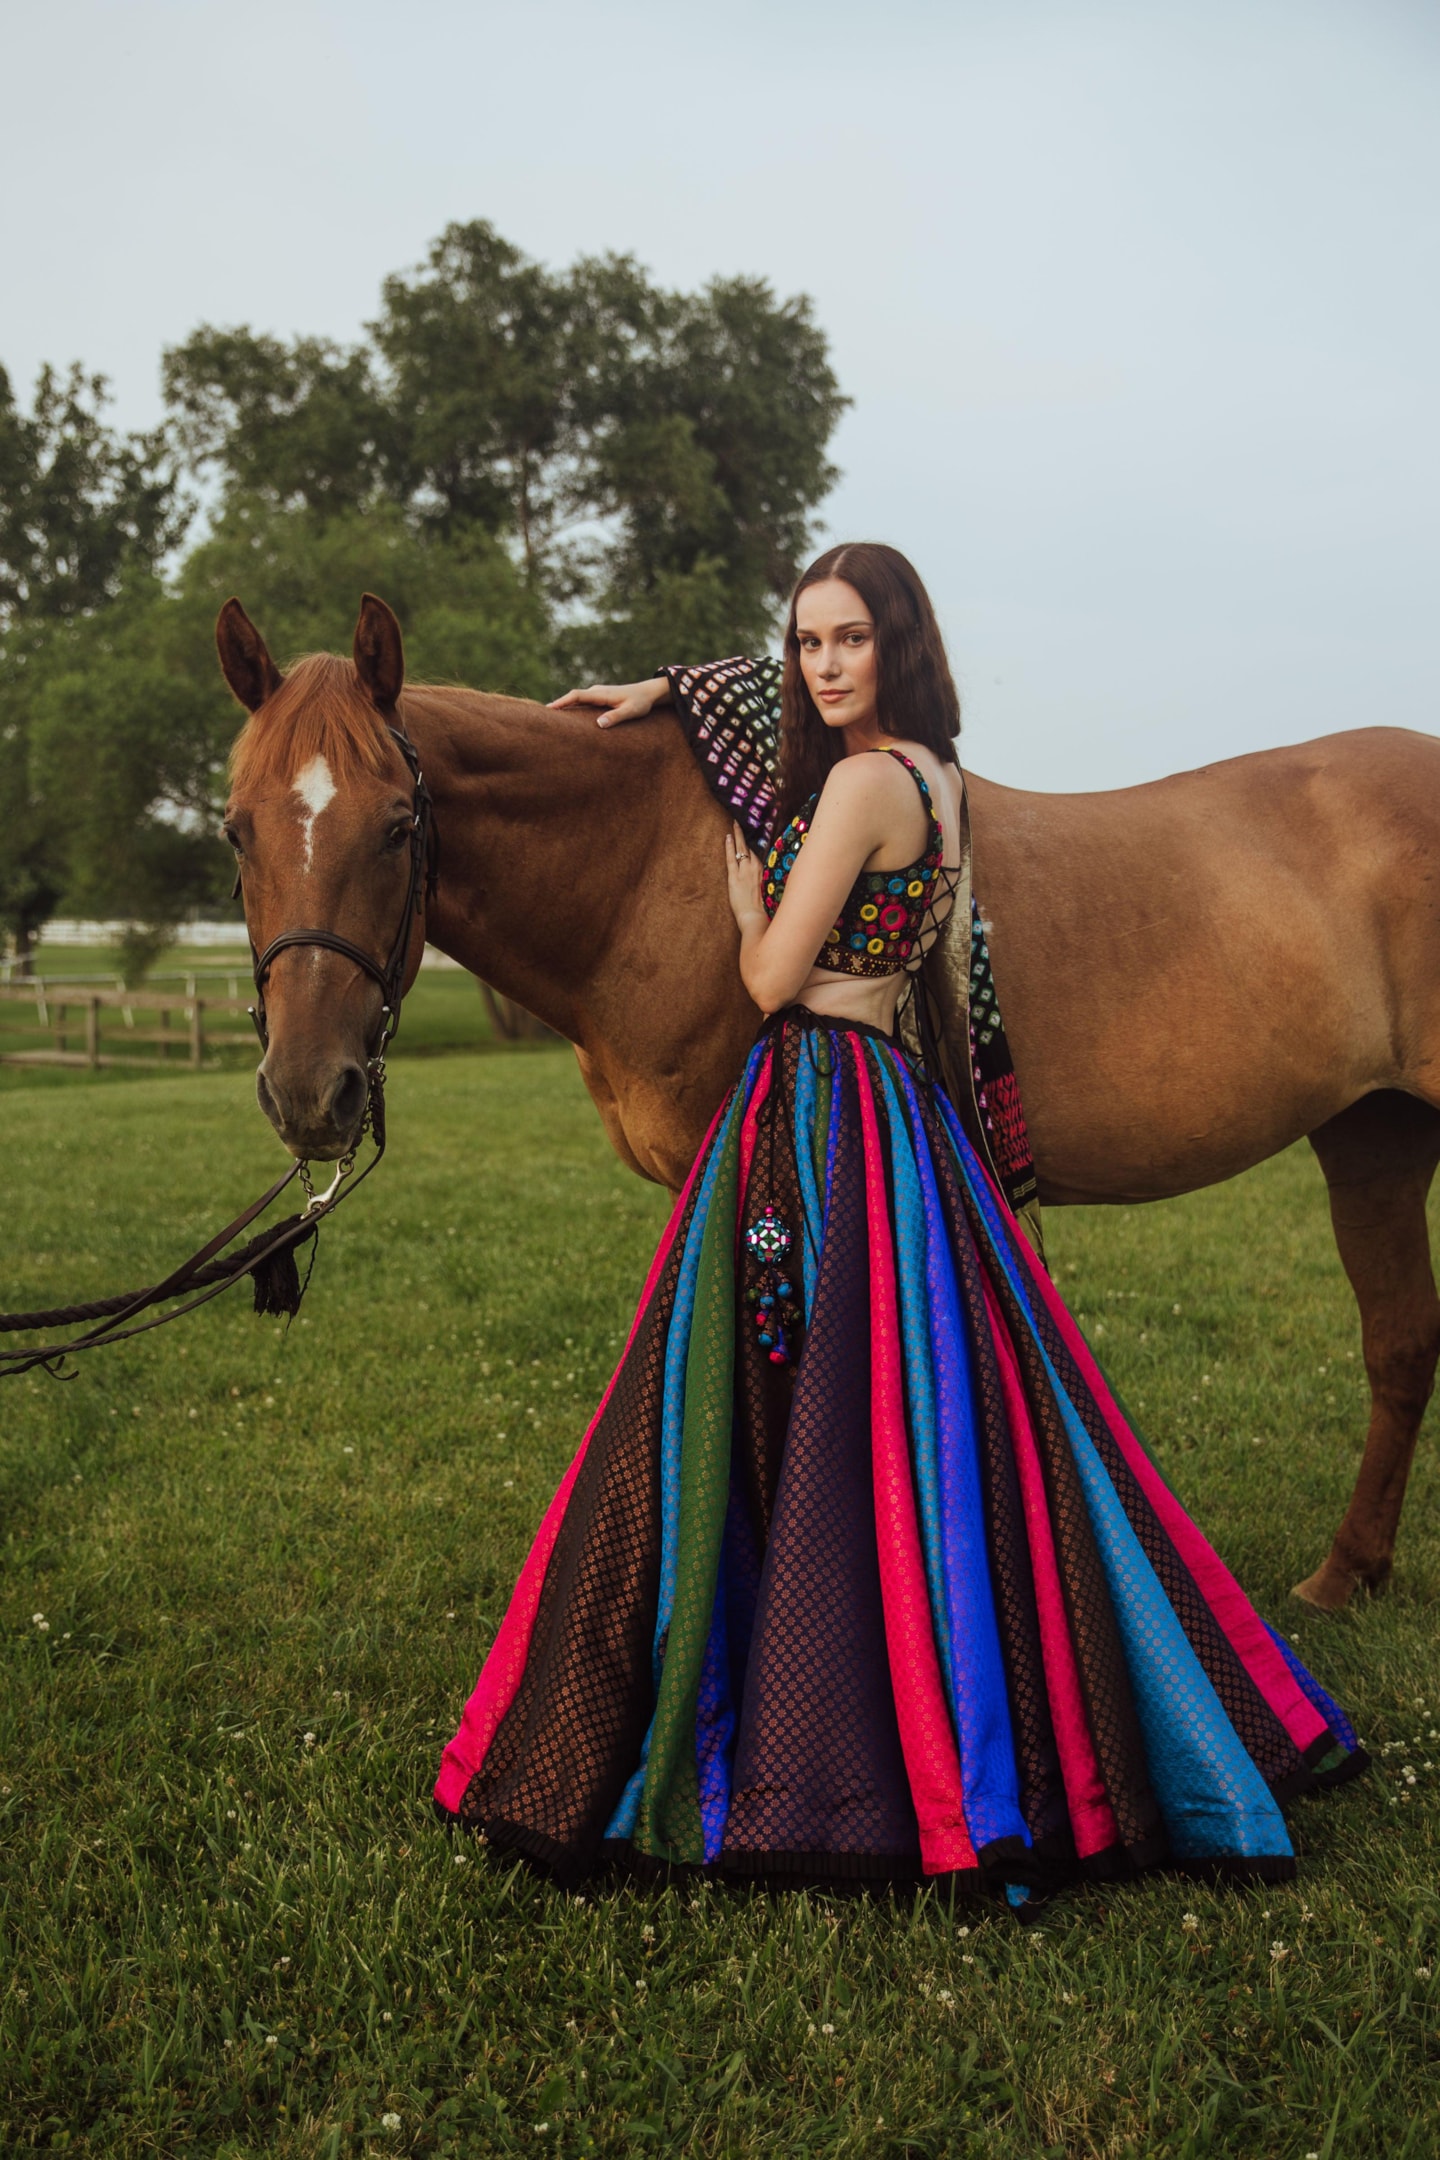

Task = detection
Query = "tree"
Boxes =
[0,362,187,628]
[161,330,396,518]
[21,500,553,964]
[0,364,189,964]
[25,583,231,957]
[163,221,847,677]
[172,497,552,702]
[5,219,844,956]
[577,275,843,677]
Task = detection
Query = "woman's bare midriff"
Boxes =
[780,968,910,1034]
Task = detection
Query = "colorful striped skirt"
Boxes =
[435,1009,1364,1904]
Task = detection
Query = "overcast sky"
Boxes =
[4,0,1437,789]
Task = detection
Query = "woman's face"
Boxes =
[795,578,879,734]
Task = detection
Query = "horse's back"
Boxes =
[966,727,1440,1202]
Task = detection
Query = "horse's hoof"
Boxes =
[1291,1565,1355,1611]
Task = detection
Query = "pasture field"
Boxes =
[1,950,507,1085]
[2,1050,1438,2158]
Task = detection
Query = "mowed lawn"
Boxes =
[2,1050,1438,2159]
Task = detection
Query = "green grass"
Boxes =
[2,1053,1438,2157]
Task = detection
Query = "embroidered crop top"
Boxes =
[762,749,953,979]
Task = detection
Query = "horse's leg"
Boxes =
[1293,1090,1440,1610]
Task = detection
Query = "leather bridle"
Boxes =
[0,718,441,1381]
[245,721,439,1060]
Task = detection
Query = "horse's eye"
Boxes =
[385,821,413,852]
[221,825,243,855]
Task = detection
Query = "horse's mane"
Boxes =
[229,653,397,790]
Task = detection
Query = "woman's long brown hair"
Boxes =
[773,541,962,834]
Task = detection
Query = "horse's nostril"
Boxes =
[328,1063,368,1133]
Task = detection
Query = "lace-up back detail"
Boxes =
[763,749,961,979]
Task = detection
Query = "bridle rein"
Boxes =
[0,716,439,1380]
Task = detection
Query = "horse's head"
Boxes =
[218,594,432,1161]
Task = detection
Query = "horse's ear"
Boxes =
[353,593,405,713]
[216,599,283,712]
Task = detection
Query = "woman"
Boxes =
[435,543,1363,1908]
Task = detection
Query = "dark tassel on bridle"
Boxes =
[248,1216,314,1317]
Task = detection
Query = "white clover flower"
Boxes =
[31,1613,45,1625]
[1270,1941,1287,1962]
[453,1853,467,1866]
[955,1925,971,1938]
[1182,1913,1200,1931]
[303,1732,316,1747]
[821,2022,835,2035]
[634,1977,647,1994]
[1061,1990,1076,2004]
[807,2022,816,2038]
[1417,1966,1433,1981]
[382,2011,393,2022]
[641,1924,655,1943]
[962,1954,975,1966]
[935,1989,954,2006]
[279,1956,290,1967]
[265,2033,278,2046]
[381,2116,401,2133]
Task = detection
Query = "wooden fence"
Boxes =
[0,982,255,1071]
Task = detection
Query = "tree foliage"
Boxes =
[3,220,845,960]
[165,220,846,671]
[0,365,190,957]
[0,362,188,629]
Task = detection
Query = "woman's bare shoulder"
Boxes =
[815,750,916,809]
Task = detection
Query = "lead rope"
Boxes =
[0,1057,389,1381]
[0,716,429,1382]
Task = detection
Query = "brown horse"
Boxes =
[218,593,1440,1614]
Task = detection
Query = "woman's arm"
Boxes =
[726,757,927,1011]
[547,676,672,729]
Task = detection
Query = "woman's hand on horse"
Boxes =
[726,821,766,930]
[548,677,672,728]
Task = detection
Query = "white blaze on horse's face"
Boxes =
[292,754,337,873]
